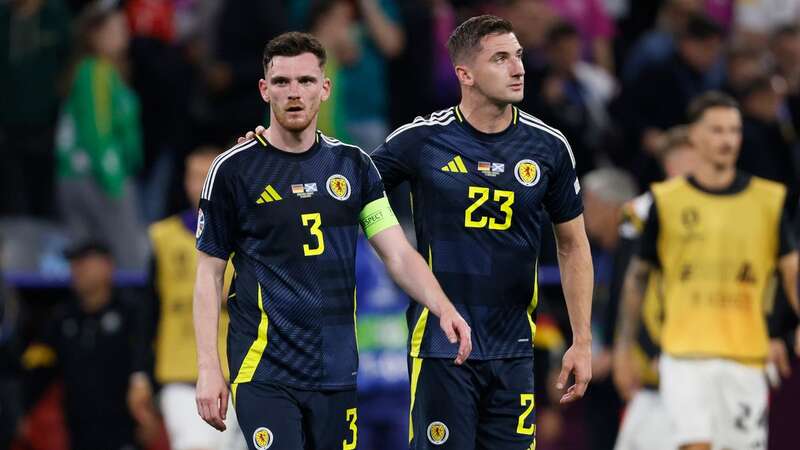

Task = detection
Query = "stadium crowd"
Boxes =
[1,0,800,449]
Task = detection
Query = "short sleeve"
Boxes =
[543,139,584,223]
[370,134,416,192]
[636,200,660,267]
[360,151,398,238]
[196,160,237,260]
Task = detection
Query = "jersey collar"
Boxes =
[453,105,519,142]
[256,130,322,161]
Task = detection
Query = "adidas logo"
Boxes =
[441,155,468,173]
[256,185,283,204]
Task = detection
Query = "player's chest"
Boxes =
[235,159,362,230]
[417,140,553,212]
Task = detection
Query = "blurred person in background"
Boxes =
[619,14,724,187]
[736,75,800,219]
[55,1,148,270]
[148,147,244,450]
[612,126,699,450]
[547,0,615,73]
[769,25,800,134]
[341,0,405,150]
[309,0,358,140]
[523,21,613,178]
[0,0,71,218]
[580,167,638,450]
[21,242,156,450]
[721,44,767,96]
[616,92,800,450]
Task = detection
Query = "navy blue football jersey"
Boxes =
[197,132,397,390]
[371,106,583,359]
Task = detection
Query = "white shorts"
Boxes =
[160,383,247,450]
[659,355,768,450]
[614,389,673,450]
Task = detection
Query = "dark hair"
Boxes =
[546,21,579,46]
[736,76,775,101]
[679,14,723,41]
[263,32,327,74]
[446,15,514,64]
[307,0,346,31]
[187,145,222,160]
[687,91,740,122]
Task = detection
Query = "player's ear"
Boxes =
[258,79,270,103]
[455,65,474,87]
[320,77,332,102]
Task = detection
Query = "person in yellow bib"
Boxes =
[148,147,244,450]
[615,91,800,450]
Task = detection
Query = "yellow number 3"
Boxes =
[517,393,536,435]
[301,213,325,256]
[343,408,357,450]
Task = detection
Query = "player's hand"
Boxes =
[769,338,792,378]
[557,341,592,404]
[611,345,641,401]
[196,367,229,431]
[237,125,267,144]
[439,305,472,365]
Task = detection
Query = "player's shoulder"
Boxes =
[748,174,786,196]
[515,108,576,166]
[200,139,261,200]
[318,132,374,165]
[384,107,458,145]
[651,176,687,197]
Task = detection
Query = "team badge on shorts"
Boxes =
[252,427,273,449]
[326,174,351,201]
[515,159,541,187]
[196,209,205,238]
[427,421,449,445]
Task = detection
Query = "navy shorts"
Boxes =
[233,381,357,450]
[409,357,536,450]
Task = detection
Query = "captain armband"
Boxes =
[359,195,399,239]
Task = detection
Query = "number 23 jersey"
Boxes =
[371,106,583,359]
[197,132,396,390]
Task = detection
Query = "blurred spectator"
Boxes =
[621,0,705,83]
[310,0,358,140]
[497,0,557,75]
[734,0,800,45]
[580,167,638,450]
[618,14,723,186]
[21,242,156,450]
[736,76,800,218]
[203,0,287,142]
[0,0,71,218]
[55,2,148,270]
[722,44,768,95]
[147,147,243,450]
[770,25,800,133]
[341,0,405,150]
[523,21,612,177]
[548,0,615,72]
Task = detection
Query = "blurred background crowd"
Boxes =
[1,0,800,449]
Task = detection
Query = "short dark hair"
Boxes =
[679,14,723,41]
[263,32,327,74]
[687,91,740,122]
[446,15,514,64]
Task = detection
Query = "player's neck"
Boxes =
[265,124,318,153]
[693,162,736,191]
[458,97,513,134]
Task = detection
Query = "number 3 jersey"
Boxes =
[371,106,583,360]
[197,132,397,390]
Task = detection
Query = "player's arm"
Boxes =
[368,225,472,364]
[553,215,594,404]
[193,251,229,431]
